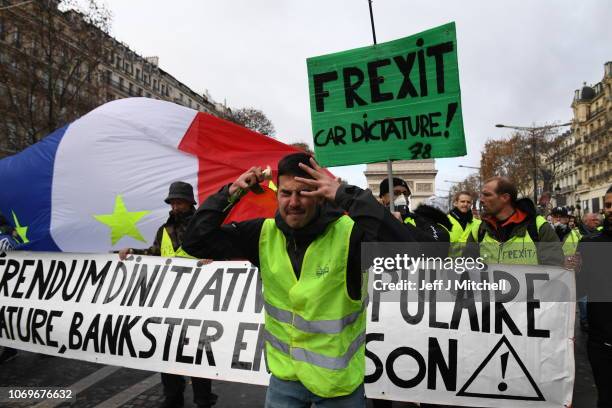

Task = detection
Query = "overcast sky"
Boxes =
[102,0,611,193]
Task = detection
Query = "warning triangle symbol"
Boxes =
[456,336,545,401]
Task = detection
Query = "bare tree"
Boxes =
[541,130,570,194]
[449,173,480,204]
[290,141,313,155]
[229,107,276,137]
[480,133,534,197]
[480,125,567,200]
[0,0,111,156]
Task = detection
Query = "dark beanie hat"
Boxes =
[379,177,411,198]
[164,181,196,205]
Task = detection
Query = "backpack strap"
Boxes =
[477,222,486,242]
[476,215,544,243]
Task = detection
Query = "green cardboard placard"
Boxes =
[307,22,466,167]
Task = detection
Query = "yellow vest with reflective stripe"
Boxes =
[448,214,481,257]
[259,215,366,398]
[475,216,547,265]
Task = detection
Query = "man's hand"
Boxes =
[229,166,264,196]
[118,248,133,260]
[565,253,581,272]
[294,158,341,202]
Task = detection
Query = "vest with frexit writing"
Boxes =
[473,215,548,265]
[258,215,367,398]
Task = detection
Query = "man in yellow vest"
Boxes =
[465,176,563,266]
[447,190,480,257]
[183,153,398,408]
[119,181,217,408]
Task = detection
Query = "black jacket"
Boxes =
[182,184,423,300]
[577,219,612,344]
[133,208,195,256]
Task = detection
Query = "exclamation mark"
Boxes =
[498,351,509,392]
[443,102,458,138]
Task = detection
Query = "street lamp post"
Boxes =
[495,122,571,207]
[444,180,462,210]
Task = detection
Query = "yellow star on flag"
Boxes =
[93,195,151,245]
[11,211,29,243]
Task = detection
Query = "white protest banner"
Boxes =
[366,264,575,407]
[0,252,574,407]
[0,252,267,386]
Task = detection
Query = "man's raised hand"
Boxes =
[229,166,264,196]
[295,158,341,202]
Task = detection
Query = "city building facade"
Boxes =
[0,0,229,158]
[569,62,612,214]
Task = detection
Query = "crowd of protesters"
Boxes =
[1,153,610,408]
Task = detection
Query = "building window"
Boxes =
[136,68,140,80]
[138,87,142,96]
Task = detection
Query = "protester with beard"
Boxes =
[119,181,217,408]
[465,176,563,266]
[575,185,612,408]
[448,191,481,257]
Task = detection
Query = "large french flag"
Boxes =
[0,98,300,253]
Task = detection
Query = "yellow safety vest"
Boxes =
[160,228,176,257]
[562,229,582,256]
[473,216,547,265]
[259,215,367,398]
[448,214,481,257]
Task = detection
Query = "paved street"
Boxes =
[0,313,597,408]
